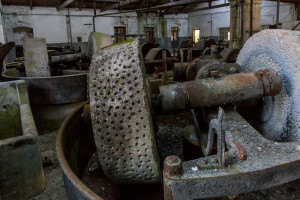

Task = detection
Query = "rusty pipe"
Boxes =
[50,53,90,64]
[159,69,282,112]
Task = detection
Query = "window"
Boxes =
[145,27,154,43]
[219,27,230,42]
[114,26,126,43]
[193,29,200,43]
[171,27,178,41]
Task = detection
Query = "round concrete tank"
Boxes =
[2,69,88,134]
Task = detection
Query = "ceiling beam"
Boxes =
[56,0,60,11]
[179,4,188,11]
[103,0,139,10]
[265,0,300,3]
[101,2,107,11]
[114,0,140,8]
[152,0,211,9]
[58,0,75,11]
[79,0,83,10]
[138,0,146,9]
[184,3,229,13]
[86,0,124,2]
[154,0,162,6]
[159,6,170,16]
[105,0,214,11]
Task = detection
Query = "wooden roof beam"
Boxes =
[184,2,229,13]
[57,0,75,11]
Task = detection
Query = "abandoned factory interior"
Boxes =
[2,0,300,199]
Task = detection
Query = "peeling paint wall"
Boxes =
[2,6,188,55]
[261,1,296,25]
[188,0,296,40]
[136,13,189,51]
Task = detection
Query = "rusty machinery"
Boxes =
[144,47,174,74]
[0,42,15,77]
[87,30,300,199]
[177,38,217,62]
[172,44,241,85]
[4,45,90,77]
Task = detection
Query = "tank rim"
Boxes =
[56,101,103,200]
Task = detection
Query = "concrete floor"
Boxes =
[29,132,67,200]
[31,131,300,200]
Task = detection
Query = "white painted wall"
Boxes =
[188,0,296,38]
[94,17,115,35]
[2,5,188,46]
[261,1,296,25]
[2,0,294,46]
[164,14,189,38]
[189,1,230,38]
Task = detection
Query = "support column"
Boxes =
[229,0,262,49]
[297,4,300,21]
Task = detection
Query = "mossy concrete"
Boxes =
[0,83,22,140]
[23,38,50,77]
[87,32,113,58]
[0,80,45,199]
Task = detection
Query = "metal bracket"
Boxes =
[201,107,247,168]
[163,108,300,200]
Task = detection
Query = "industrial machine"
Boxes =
[86,29,300,199]
[55,29,300,200]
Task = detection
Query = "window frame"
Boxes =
[171,27,179,42]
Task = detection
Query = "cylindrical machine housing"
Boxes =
[159,69,282,112]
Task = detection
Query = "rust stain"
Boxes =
[232,139,247,161]
[186,58,200,81]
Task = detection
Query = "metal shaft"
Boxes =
[159,69,282,112]
[50,53,88,64]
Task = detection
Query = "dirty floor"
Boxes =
[30,131,300,200]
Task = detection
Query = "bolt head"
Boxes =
[164,156,182,176]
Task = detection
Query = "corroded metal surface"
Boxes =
[172,62,188,81]
[159,83,189,113]
[56,102,102,200]
[23,38,50,77]
[194,39,216,50]
[2,69,87,105]
[89,39,161,183]
[219,48,240,62]
[237,29,300,142]
[201,107,247,167]
[163,109,300,199]
[187,59,241,81]
[185,58,200,81]
[144,48,171,61]
[0,42,15,76]
[141,43,156,58]
[160,69,282,112]
[195,61,241,79]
